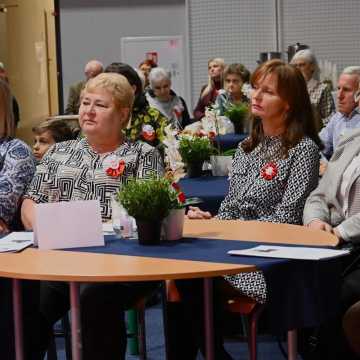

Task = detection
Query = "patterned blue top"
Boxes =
[0,138,36,225]
[319,108,360,159]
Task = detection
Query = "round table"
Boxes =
[0,245,255,360]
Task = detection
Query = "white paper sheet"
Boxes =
[0,232,34,252]
[102,223,115,235]
[228,245,350,260]
[34,200,104,250]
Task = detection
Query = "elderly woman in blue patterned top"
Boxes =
[21,73,163,360]
[0,79,38,359]
[169,60,323,360]
[0,79,35,232]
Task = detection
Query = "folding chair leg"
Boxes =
[247,304,265,360]
[62,314,72,360]
[137,306,147,360]
[161,281,170,360]
[287,329,297,360]
[47,334,58,360]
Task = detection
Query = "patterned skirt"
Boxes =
[224,270,267,304]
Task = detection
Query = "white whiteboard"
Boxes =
[121,36,185,98]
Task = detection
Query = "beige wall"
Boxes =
[3,0,58,144]
[0,10,7,65]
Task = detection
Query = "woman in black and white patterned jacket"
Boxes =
[21,73,163,360]
[168,60,323,360]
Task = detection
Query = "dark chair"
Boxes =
[226,296,298,360]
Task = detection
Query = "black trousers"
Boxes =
[166,277,234,360]
[0,279,42,360]
[39,280,158,360]
[301,253,360,360]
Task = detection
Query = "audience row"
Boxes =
[0,53,360,359]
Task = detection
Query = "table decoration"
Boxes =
[224,102,249,134]
[116,176,172,245]
[178,133,214,178]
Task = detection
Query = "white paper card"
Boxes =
[102,223,115,235]
[0,232,34,252]
[228,245,350,260]
[34,200,104,250]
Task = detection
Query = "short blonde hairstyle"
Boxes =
[83,72,134,110]
[0,79,15,138]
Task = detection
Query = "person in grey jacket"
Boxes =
[304,128,360,244]
[303,128,360,359]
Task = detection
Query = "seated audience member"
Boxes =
[64,59,103,114]
[291,49,335,128]
[0,79,36,232]
[193,57,225,121]
[319,66,360,159]
[303,128,360,360]
[105,62,169,147]
[32,119,79,161]
[138,59,157,90]
[21,73,163,360]
[0,79,39,360]
[215,63,251,116]
[146,67,191,130]
[0,62,20,126]
[168,59,322,360]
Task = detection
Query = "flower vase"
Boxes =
[186,161,203,178]
[233,122,243,134]
[163,208,185,241]
[210,155,233,176]
[136,219,162,245]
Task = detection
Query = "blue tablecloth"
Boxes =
[67,236,343,334]
[179,176,229,215]
[215,133,247,151]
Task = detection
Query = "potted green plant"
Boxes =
[224,102,249,134]
[116,176,172,245]
[178,134,214,177]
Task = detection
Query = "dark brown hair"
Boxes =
[223,63,250,83]
[32,119,79,143]
[241,59,323,156]
[138,59,157,69]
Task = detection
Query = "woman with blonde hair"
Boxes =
[22,72,163,360]
[193,57,225,121]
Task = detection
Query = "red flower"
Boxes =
[142,131,156,142]
[208,131,216,139]
[178,192,186,203]
[172,182,180,191]
[173,108,182,118]
[260,162,278,180]
[106,160,126,178]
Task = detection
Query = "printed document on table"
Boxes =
[0,232,34,252]
[228,245,350,260]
